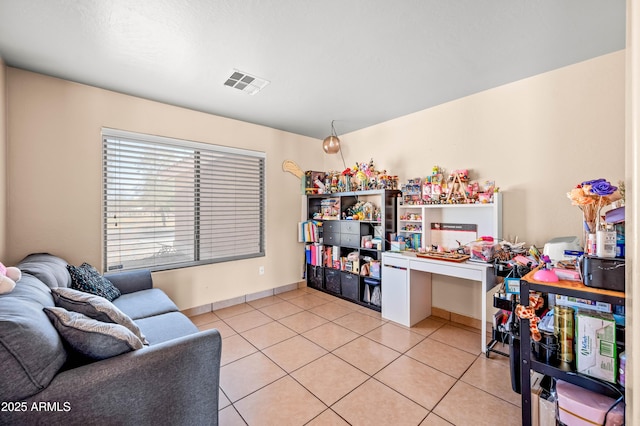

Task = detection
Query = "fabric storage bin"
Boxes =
[363,278,381,306]
[325,268,341,294]
[307,264,324,290]
[341,272,359,301]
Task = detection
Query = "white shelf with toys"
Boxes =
[398,195,502,251]
[397,205,424,249]
[396,169,502,252]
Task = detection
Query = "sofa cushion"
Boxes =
[67,263,121,302]
[135,311,199,345]
[113,288,179,320]
[44,307,144,360]
[17,253,72,289]
[0,275,67,401]
[51,287,149,345]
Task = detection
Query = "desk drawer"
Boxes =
[382,254,409,269]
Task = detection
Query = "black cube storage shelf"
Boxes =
[305,189,400,311]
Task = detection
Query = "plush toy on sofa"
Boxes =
[0,262,21,295]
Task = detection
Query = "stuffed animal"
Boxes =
[515,292,545,342]
[0,262,21,295]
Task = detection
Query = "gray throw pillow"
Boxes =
[43,307,144,360]
[51,287,149,345]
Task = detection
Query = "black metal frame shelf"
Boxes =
[519,272,625,426]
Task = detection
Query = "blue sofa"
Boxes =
[0,254,221,425]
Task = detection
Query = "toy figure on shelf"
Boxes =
[327,171,339,193]
[424,167,444,203]
[345,200,380,221]
[447,169,469,202]
[353,160,371,191]
[476,180,496,203]
[422,181,431,202]
[341,168,354,192]
[314,177,326,194]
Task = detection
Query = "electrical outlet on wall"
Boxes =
[259,266,265,275]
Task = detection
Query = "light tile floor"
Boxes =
[191,286,521,426]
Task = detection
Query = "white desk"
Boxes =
[381,251,496,353]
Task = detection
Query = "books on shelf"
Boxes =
[300,221,320,243]
[305,243,323,266]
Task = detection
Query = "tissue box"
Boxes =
[556,380,624,426]
[575,310,617,383]
[469,240,498,262]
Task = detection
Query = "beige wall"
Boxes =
[5,50,625,317]
[325,51,626,318]
[0,57,6,260]
[6,69,321,310]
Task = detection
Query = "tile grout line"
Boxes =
[203,288,517,425]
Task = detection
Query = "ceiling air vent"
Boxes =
[224,70,270,95]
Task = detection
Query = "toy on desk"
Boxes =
[515,292,545,341]
[469,236,498,262]
[529,245,542,263]
[532,255,559,283]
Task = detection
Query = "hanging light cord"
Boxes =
[330,120,348,170]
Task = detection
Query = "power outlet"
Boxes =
[259,266,265,275]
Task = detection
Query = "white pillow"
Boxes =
[51,287,148,345]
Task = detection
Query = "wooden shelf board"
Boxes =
[522,270,625,305]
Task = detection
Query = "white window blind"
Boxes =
[103,129,265,272]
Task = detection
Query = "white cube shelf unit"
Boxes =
[397,193,502,250]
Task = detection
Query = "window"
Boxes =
[102,129,265,272]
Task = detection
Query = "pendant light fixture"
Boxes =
[322,120,341,154]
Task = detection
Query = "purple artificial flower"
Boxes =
[581,178,606,186]
[590,180,618,196]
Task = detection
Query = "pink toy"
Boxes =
[533,268,559,283]
[533,255,559,283]
[0,261,22,295]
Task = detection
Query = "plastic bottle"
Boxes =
[596,223,616,258]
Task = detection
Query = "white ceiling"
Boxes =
[0,0,626,139]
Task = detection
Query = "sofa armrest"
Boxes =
[10,329,222,426]
[105,269,153,294]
